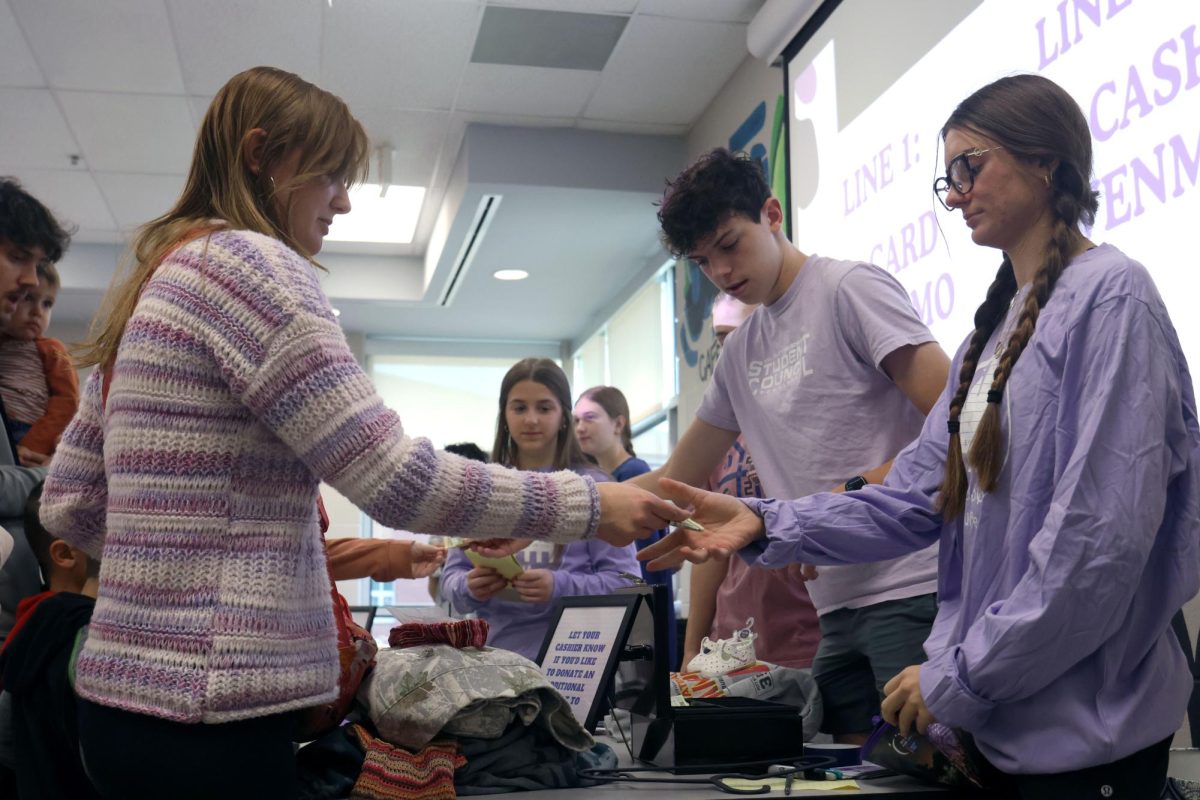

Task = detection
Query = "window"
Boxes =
[365,353,522,608]
[572,265,677,429]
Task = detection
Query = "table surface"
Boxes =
[516,745,1200,798]
[519,735,958,798]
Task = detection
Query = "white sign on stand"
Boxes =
[536,594,640,732]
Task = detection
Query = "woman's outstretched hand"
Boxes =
[636,479,766,571]
[469,480,693,556]
[595,481,692,547]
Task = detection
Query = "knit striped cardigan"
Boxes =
[40,229,600,724]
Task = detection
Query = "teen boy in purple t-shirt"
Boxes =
[631,148,951,742]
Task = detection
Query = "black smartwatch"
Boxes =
[844,475,868,492]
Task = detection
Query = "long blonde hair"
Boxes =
[78,66,369,368]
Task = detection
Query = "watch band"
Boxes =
[843,475,868,492]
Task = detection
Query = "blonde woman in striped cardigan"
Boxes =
[42,66,683,798]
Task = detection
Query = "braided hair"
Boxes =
[938,75,1100,520]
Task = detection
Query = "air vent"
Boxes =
[439,194,502,307]
[471,6,628,71]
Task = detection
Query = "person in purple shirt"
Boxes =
[441,359,641,661]
[631,147,950,744]
[640,74,1199,798]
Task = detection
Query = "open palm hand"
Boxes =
[636,478,766,571]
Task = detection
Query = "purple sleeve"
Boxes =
[921,296,1191,730]
[550,540,641,600]
[39,370,108,560]
[738,358,955,568]
[835,264,937,370]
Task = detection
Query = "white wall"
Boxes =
[673,54,783,437]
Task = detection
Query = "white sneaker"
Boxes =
[685,618,758,677]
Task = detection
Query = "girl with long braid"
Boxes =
[639,74,1200,796]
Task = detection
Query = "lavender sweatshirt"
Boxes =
[741,245,1200,773]
[441,467,640,660]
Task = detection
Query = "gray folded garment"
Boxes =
[359,643,592,751]
[455,721,617,795]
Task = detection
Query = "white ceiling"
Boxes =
[0,0,764,347]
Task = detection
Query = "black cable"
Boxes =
[577,757,840,797]
[604,686,636,764]
[579,754,838,779]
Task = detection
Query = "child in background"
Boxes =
[574,385,677,667]
[440,359,642,660]
[682,294,821,674]
[0,483,100,799]
[0,261,79,467]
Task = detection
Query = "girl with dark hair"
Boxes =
[575,385,677,667]
[641,74,1199,796]
[440,360,641,660]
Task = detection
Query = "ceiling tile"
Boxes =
[586,16,748,125]
[0,168,117,233]
[94,172,186,231]
[0,1,45,88]
[486,0,638,12]
[457,64,600,118]
[637,0,763,23]
[0,88,82,170]
[456,111,576,129]
[168,0,323,95]
[10,0,185,93]
[577,118,688,136]
[321,0,481,111]
[349,108,451,188]
[58,92,196,174]
[472,6,628,70]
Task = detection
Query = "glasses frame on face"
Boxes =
[933,146,1004,210]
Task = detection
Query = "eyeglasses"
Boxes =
[933,146,1003,210]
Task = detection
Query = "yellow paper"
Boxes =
[719,777,860,792]
[463,549,524,580]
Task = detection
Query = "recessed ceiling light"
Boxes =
[493,269,529,281]
[326,184,426,245]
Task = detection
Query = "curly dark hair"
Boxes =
[657,148,771,258]
[0,177,72,263]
